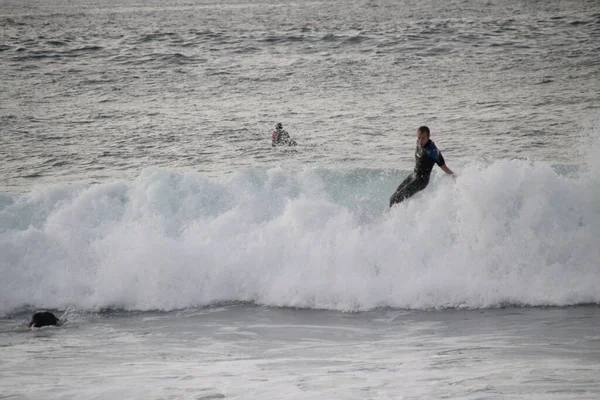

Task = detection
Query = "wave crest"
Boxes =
[1,162,598,315]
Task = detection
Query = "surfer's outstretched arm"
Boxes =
[440,164,454,175]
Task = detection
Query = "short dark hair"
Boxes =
[418,126,430,136]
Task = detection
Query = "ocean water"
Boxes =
[1,0,600,398]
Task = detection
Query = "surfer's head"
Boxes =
[275,123,283,130]
[28,311,60,329]
[417,126,430,147]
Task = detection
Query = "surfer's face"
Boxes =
[417,130,429,147]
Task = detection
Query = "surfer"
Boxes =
[28,311,61,328]
[389,126,454,207]
[271,123,297,147]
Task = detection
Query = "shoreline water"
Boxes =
[2,304,600,399]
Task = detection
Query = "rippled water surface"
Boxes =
[2,2,600,398]
[2,0,599,190]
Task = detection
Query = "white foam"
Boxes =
[1,158,599,315]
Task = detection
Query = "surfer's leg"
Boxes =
[389,176,429,207]
[389,175,415,207]
[405,178,429,199]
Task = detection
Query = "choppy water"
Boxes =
[3,306,600,399]
[2,0,599,189]
[2,0,600,398]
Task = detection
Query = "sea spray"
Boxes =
[1,161,599,315]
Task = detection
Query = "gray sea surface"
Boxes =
[1,0,599,190]
[2,305,600,399]
[2,1,600,398]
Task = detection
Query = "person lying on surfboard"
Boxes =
[389,125,454,207]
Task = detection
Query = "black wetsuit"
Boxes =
[389,139,446,207]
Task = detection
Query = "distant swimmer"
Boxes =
[389,126,454,207]
[28,311,61,328]
[272,123,297,147]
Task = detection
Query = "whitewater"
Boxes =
[2,154,599,316]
